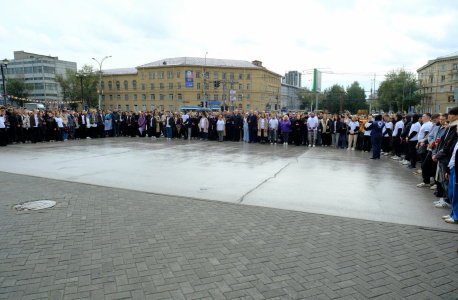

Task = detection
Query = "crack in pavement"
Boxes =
[237,156,300,204]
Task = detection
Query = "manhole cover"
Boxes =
[13,200,57,211]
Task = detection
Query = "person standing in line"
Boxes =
[301,112,309,146]
[363,115,372,152]
[111,109,120,137]
[367,114,384,159]
[233,110,243,142]
[417,114,443,188]
[0,109,8,146]
[307,112,318,147]
[39,111,47,141]
[248,110,257,143]
[243,113,249,142]
[258,111,269,144]
[54,112,64,142]
[400,115,412,165]
[391,114,404,160]
[381,114,393,155]
[181,111,189,140]
[348,116,360,150]
[280,115,291,146]
[444,136,458,224]
[217,114,225,142]
[30,109,42,143]
[269,112,279,145]
[198,112,209,141]
[406,114,421,169]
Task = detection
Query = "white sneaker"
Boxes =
[87,137,91,139]
[442,215,451,219]
[430,184,437,190]
[392,156,401,160]
[351,148,354,150]
[347,148,350,150]
[433,199,444,204]
[271,142,273,145]
[383,153,389,156]
[402,161,410,165]
[308,145,311,147]
[416,182,430,187]
[313,145,315,147]
[435,202,452,208]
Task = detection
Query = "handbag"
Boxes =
[416,131,430,155]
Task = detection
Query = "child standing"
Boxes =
[217,115,225,142]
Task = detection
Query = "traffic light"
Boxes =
[199,101,204,107]
[214,81,221,88]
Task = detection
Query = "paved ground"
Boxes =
[1,172,458,300]
[0,138,456,229]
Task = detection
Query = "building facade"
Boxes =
[417,51,458,113]
[281,83,303,111]
[100,57,281,112]
[1,51,77,103]
[282,71,302,87]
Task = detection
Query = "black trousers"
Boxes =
[32,127,42,143]
[233,127,240,141]
[382,137,391,153]
[90,126,98,138]
[225,126,232,141]
[409,141,417,167]
[421,151,435,184]
[363,136,372,151]
[393,137,402,157]
[182,125,188,139]
[295,129,301,146]
[79,124,87,139]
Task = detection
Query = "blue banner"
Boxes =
[185,70,194,88]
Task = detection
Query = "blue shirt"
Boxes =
[371,121,385,138]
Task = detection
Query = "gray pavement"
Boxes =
[0,137,457,229]
[1,171,458,300]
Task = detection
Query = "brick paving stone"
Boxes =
[0,171,458,299]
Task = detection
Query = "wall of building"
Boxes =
[281,83,303,111]
[417,55,458,113]
[101,65,281,112]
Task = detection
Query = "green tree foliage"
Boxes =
[343,81,367,113]
[322,84,345,114]
[55,64,99,110]
[296,87,325,111]
[6,75,34,107]
[376,68,421,113]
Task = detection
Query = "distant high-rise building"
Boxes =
[2,51,77,104]
[282,71,302,87]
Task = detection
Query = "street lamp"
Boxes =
[92,56,112,108]
[203,52,208,108]
[1,58,9,106]
[76,72,89,109]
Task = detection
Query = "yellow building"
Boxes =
[417,51,458,113]
[101,57,282,112]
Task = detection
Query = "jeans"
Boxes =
[308,130,317,146]
[112,122,120,136]
[218,131,224,141]
[332,133,340,147]
[448,167,458,221]
[201,129,207,140]
[69,126,75,139]
[371,136,382,158]
[340,133,347,148]
[243,126,249,142]
[282,132,289,143]
[317,131,322,145]
[63,130,68,140]
[166,127,172,138]
[269,129,277,143]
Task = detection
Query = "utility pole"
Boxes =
[203,52,208,108]
[92,56,112,109]
[340,88,344,113]
[315,93,318,112]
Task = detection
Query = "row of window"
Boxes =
[102,104,253,112]
[142,71,252,80]
[419,64,458,78]
[104,81,252,91]
[7,66,56,75]
[102,94,252,101]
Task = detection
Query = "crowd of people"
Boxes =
[1,105,457,225]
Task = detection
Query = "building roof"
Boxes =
[137,57,263,69]
[425,50,458,64]
[102,68,138,75]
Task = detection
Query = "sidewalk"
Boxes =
[0,171,457,300]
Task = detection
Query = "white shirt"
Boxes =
[383,121,393,137]
[261,119,265,129]
[200,118,205,128]
[448,141,458,169]
[307,117,318,131]
[409,122,422,141]
[181,114,189,123]
[166,117,171,127]
[217,120,225,131]
[33,114,39,127]
[55,117,63,128]
[349,121,359,133]
[82,116,85,124]
[418,121,433,141]
[364,122,372,136]
[394,121,404,137]
[0,116,5,128]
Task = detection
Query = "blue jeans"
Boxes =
[317,132,322,145]
[201,130,207,140]
[448,167,458,221]
[166,127,172,138]
[340,133,347,148]
[63,131,68,140]
[243,127,249,142]
[371,136,382,158]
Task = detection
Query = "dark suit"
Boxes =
[30,114,43,143]
[97,114,105,137]
[225,115,234,141]
[248,114,257,142]
[233,114,243,141]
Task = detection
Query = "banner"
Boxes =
[185,70,194,88]
[230,90,236,101]
[313,69,322,92]
[1,94,83,104]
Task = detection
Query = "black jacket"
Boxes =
[233,114,243,128]
[330,120,341,133]
[248,114,257,129]
[435,125,458,163]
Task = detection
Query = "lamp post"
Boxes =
[76,72,88,109]
[1,58,9,106]
[92,56,112,109]
[203,52,208,108]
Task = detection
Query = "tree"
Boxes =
[6,75,34,107]
[296,87,326,111]
[343,81,367,114]
[55,68,80,110]
[55,64,99,110]
[322,84,345,114]
[376,68,421,113]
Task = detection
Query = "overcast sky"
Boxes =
[1,0,457,94]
